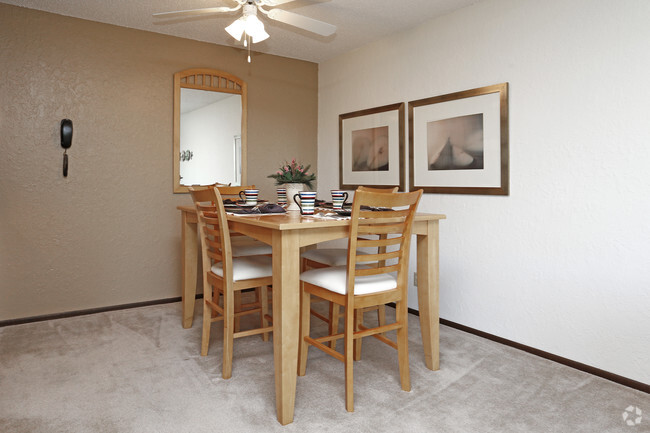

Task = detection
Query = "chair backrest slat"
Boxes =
[207,250,223,262]
[358,209,409,219]
[356,237,401,249]
[357,186,399,193]
[356,250,401,264]
[204,226,221,237]
[217,184,256,200]
[205,237,222,250]
[191,187,218,203]
[355,263,400,277]
[202,216,221,226]
[357,223,405,235]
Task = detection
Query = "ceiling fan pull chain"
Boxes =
[247,34,251,63]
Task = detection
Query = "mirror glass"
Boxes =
[179,89,242,186]
[173,69,247,193]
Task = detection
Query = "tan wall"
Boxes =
[0,4,318,321]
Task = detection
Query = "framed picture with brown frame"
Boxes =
[339,102,405,191]
[409,83,509,195]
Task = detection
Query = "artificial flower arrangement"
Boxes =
[268,159,316,189]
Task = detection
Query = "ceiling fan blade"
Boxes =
[261,0,300,6]
[267,9,336,36]
[153,6,241,18]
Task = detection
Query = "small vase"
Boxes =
[285,183,305,211]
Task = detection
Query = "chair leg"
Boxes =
[344,303,354,412]
[304,257,339,350]
[395,300,411,392]
[377,304,386,327]
[234,291,242,333]
[211,293,220,319]
[201,296,212,357]
[328,302,340,349]
[222,289,235,380]
[260,286,270,342]
[298,288,311,376]
[353,309,362,361]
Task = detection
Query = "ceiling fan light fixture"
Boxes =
[246,17,269,43]
[225,18,246,41]
[251,29,269,43]
[226,3,269,44]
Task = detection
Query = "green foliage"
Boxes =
[267,159,316,189]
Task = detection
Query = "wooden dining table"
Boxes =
[177,205,445,425]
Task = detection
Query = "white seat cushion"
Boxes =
[301,248,369,267]
[231,240,272,257]
[211,255,273,282]
[300,265,397,295]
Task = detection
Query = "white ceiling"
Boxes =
[3,0,479,63]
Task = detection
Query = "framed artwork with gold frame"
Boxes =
[339,102,405,191]
[409,83,509,195]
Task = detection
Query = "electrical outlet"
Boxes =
[413,272,417,286]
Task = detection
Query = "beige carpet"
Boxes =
[1,301,648,432]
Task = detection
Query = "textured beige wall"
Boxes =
[0,3,318,321]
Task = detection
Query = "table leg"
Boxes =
[416,220,440,371]
[271,230,300,425]
[181,211,198,329]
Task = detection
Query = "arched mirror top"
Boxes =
[176,68,245,94]
[173,68,247,193]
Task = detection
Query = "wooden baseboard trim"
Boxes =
[439,317,649,394]
[398,305,648,393]
[0,296,185,328]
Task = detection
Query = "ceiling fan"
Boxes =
[154,0,336,62]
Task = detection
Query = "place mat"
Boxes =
[228,211,274,216]
[317,207,392,215]
[223,199,269,208]
[227,203,286,215]
[318,202,351,209]
[361,205,394,211]
[308,211,351,220]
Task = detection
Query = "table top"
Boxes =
[177,205,445,231]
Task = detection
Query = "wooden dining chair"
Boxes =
[218,185,274,257]
[298,188,422,412]
[301,186,400,347]
[190,185,272,328]
[189,186,273,379]
[214,185,273,327]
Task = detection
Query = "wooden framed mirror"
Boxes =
[173,68,247,193]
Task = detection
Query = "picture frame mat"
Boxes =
[412,91,501,188]
[341,110,400,186]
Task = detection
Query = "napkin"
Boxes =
[259,204,286,214]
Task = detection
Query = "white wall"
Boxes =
[318,0,650,384]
